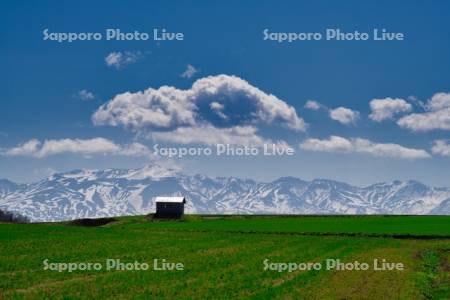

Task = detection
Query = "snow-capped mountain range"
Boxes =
[0,165,449,222]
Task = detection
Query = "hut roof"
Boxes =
[155,197,186,203]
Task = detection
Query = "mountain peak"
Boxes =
[124,164,181,180]
[272,176,307,185]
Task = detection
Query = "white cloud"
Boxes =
[431,140,450,156]
[351,139,430,159]
[398,108,450,131]
[105,52,121,67]
[369,98,412,122]
[36,138,120,158]
[151,124,294,153]
[305,101,359,125]
[209,101,227,119]
[210,101,224,111]
[180,64,199,79]
[119,142,153,157]
[305,101,360,126]
[77,89,95,101]
[397,92,450,131]
[105,51,143,69]
[92,85,197,129]
[300,135,353,152]
[300,135,430,160]
[4,139,41,156]
[426,92,450,111]
[92,75,307,142]
[304,100,322,110]
[3,138,153,158]
[152,125,267,147]
[329,107,360,125]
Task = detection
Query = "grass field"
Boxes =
[0,215,449,299]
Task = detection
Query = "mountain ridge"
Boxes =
[0,166,449,222]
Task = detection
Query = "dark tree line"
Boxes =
[0,209,30,223]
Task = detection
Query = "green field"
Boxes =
[1,215,449,299]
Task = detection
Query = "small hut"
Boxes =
[154,196,186,219]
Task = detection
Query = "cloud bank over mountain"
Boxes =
[2,138,153,158]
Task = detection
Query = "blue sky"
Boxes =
[1,0,450,186]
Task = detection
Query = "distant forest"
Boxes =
[0,209,29,223]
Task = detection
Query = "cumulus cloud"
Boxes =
[426,92,450,111]
[210,101,224,111]
[397,92,450,131]
[398,109,450,131]
[431,140,450,156]
[329,107,360,125]
[3,138,153,158]
[4,139,41,156]
[92,75,307,147]
[105,51,143,69]
[209,101,227,119]
[92,86,197,129]
[304,101,359,125]
[300,136,353,152]
[34,138,121,158]
[369,98,412,122]
[77,89,95,101]
[300,135,430,160]
[304,100,322,110]
[180,64,199,79]
[93,75,306,131]
[119,142,154,157]
[151,125,263,146]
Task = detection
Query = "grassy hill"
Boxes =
[1,215,449,299]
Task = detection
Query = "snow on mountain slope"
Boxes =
[0,166,449,222]
[0,179,21,198]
